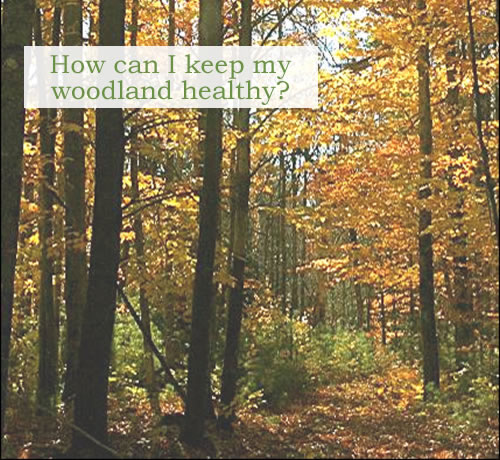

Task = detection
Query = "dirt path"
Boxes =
[210,369,499,459]
[4,367,499,458]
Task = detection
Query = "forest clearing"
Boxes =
[1,0,499,458]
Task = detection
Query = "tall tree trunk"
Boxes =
[62,0,87,402]
[290,152,299,317]
[168,0,176,47]
[349,229,364,329]
[71,0,126,455]
[380,293,387,346]
[315,271,327,327]
[408,255,416,329]
[366,295,372,331]
[128,0,159,415]
[279,151,287,313]
[417,0,440,398]
[446,41,474,370]
[131,152,160,414]
[299,170,308,314]
[35,5,61,414]
[1,0,35,438]
[263,210,269,282]
[180,0,223,446]
[409,280,416,327]
[219,0,252,431]
[163,0,178,364]
[163,0,178,371]
[466,0,499,244]
[270,212,277,292]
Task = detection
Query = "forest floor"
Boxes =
[4,366,499,459]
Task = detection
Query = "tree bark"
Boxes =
[35,5,61,415]
[163,0,178,372]
[279,151,287,313]
[349,229,364,329]
[219,0,253,431]
[128,0,160,415]
[1,0,35,438]
[445,40,474,371]
[466,0,499,244]
[132,152,160,413]
[71,0,126,455]
[290,152,299,317]
[180,0,223,446]
[380,293,386,346]
[417,0,440,398]
[62,0,88,402]
[299,170,308,314]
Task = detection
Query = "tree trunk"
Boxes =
[263,210,269,282]
[380,293,386,346]
[290,152,299,317]
[366,295,372,331]
[180,0,223,446]
[270,212,277,292]
[279,151,287,313]
[127,0,160,415]
[446,41,474,371]
[163,0,179,371]
[35,5,61,415]
[219,0,253,431]
[71,0,126,455]
[315,271,327,327]
[409,281,416,328]
[349,229,364,329]
[131,151,160,414]
[417,0,440,398]
[300,170,308,314]
[409,255,416,329]
[1,0,35,438]
[466,0,499,244]
[62,0,88,402]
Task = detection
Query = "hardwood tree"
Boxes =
[219,0,253,431]
[466,0,499,243]
[416,0,440,397]
[71,0,126,454]
[35,4,61,414]
[129,0,160,415]
[1,0,36,438]
[62,0,88,402]
[181,0,223,446]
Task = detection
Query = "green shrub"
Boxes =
[241,315,389,408]
[422,371,499,432]
[255,358,309,408]
[242,313,310,408]
[303,328,387,385]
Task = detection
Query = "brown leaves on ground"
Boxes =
[4,367,499,458]
[214,368,498,459]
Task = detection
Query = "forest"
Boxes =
[1,0,499,458]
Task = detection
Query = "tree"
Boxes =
[129,0,160,414]
[181,0,223,446]
[466,0,499,244]
[219,0,253,431]
[164,0,178,370]
[279,150,287,313]
[416,0,440,397]
[444,38,474,371]
[349,228,364,329]
[71,0,126,454]
[62,0,88,402]
[35,4,61,414]
[1,0,35,438]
